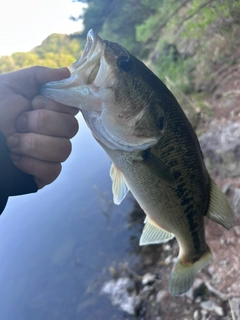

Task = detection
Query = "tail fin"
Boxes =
[169,248,213,296]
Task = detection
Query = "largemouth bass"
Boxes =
[41,29,235,296]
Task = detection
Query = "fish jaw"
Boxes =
[41,29,111,111]
[40,75,97,109]
[41,29,161,152]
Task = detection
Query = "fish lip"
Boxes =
[70,29,105,73]
[40,29,107,110]
[82,29,99,63]
[40,29,105,99]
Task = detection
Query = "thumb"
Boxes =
[3,66,71,99]
[33,66,71,85]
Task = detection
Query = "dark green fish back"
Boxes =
[151,82,211,259]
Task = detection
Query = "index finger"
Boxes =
[32,95,79,116]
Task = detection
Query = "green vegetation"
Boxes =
[1,0,239,122]
[70,0,239,123]
[73,0,240,94]
[0,33,82,73]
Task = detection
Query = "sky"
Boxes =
[0,0,86,57]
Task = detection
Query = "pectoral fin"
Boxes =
[142,151,176,188]
[110,163,129,205]
[140,216,174,245]
[207,178,235,230]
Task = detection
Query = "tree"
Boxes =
[0,34,82,74]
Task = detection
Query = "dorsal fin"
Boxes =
[206,178,235,230]
[110,163,129,205]
[140,216,174,245]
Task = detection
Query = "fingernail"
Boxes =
[15,115,27,131]
[7,135,19,149]
[32,96,48,110]
[9,153,20,162]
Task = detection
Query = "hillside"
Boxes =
[0,33,83,73]
[72,0,240,129]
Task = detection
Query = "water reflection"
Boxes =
[0,114,143,320]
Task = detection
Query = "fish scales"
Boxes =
[104,108,210,264]
[41,29,235,296]
[149,91,210,257]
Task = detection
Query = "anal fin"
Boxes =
[140,216,174,246]
[207,178,235,230]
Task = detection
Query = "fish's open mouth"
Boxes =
[40,29,107,108]
[69,29,105,78]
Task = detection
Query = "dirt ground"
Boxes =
[101,62,240,320]
[139,63,240,320]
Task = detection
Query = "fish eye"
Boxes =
[117,56,132,72]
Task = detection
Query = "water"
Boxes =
[0,115,143,320]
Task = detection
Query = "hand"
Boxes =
[0,67,79,189]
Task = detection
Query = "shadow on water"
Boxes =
[0,114,147,320]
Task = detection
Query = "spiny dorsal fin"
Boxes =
[140,216,174,246]
[207,178,235,230]
[110,163,129,205]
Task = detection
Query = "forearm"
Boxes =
[0,132,37,214]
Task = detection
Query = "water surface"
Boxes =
[0,115,142,320]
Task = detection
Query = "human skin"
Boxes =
[0,66,79,189]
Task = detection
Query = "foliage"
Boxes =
[75,0,240,96]
[0,34,82,74]
[74,0,154,55]
[80,0,114,36]
[1,0,240,105]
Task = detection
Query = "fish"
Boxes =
[41,29,235,296]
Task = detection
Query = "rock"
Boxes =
[222,182,232,194]
[200,309,208,317]
[156,290,168,303]
[142,273,156,286]
[101,277,141,315]
[199,122,240,178]
[163,244,171,251]
[164,256,173,265]
[193,309,201,320]
[185,279,206,300]
[207,265,215,276]
[232,188,240,214]
[142,285,152,292]
[200,300,224,316]
[229,298,240,320]
[234,225,240,236]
